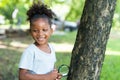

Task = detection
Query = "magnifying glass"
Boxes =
[58,64,69,77]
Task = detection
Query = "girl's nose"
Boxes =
[38,30,43,35]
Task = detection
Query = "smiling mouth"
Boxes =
[37,36,45,41]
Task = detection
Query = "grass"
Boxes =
[107,38,120,52]
[100,55,120,80]
[56,52,71,80]
[0,48,20,80]
[49,31,77,44]
[0,30,120,80]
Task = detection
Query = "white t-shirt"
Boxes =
[19,43,56,74]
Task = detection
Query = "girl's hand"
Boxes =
[46,69,59,80]
[56,73,62,80]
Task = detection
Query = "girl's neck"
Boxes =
[34,42,51,54]
[34,42,48,47]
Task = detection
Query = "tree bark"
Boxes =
[67,0,116,80]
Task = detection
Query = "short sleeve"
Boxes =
[19,49,34,71]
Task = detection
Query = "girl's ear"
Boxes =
[51,24,56,32]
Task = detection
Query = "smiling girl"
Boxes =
[19,2,61,80]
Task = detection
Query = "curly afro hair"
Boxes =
[27,1,55,25]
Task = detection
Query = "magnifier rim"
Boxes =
[58,64,69,77]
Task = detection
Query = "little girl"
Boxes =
[19,2,61,80]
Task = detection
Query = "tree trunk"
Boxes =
[67,0,116,80]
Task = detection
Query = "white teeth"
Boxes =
[37,36,45,41]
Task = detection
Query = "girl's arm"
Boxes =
[19,68,59,80]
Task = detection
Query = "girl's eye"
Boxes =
[43,29,48,31]
[32,30,39,33]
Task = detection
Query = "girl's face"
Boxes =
[30,18,53,46]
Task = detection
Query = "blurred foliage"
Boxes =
[65,0,85,21]
[0,0,16,24]
[115,0,120,13]
[0,0,85,24]
[0,0,32,24]
[0,0,120,28]
[112,0,120,28]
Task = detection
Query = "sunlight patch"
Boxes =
[105,50,120,56]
